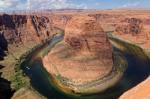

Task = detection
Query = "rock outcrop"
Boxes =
[64,15,113,58]
[115,18,143,35]
[120,76,150,99]
[43,15,114,91]
[0,14,54,46]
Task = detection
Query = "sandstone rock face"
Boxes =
[52,14,72,29]
[0,14,27,44]
[65,15,113,58]
[44,15,113,87]
[0,14,64,46]
[114,17,150,51]
[116,18,143,35]
[0,14,64,99]
[0,14,64,58]
[120,76,150,99]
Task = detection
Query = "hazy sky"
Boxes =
[0,0,149,11]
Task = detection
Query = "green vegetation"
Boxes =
[10,46,35,91]
[113,51,128,72]
[11,70,30,90]
[10,32,64,91]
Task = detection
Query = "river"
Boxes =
[20,33,150,99]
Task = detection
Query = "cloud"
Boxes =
[95,2,101,6]
[30,0,87,9]
[120,2,140,8]
[0,0,87,11]
[0,0,23,10]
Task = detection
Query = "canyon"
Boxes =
[0,9,150,98]
[43,15,116,94]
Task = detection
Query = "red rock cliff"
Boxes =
[64,15,113,59]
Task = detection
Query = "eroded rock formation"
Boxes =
[0,13,69,44]
[115,18,143,35]
[44,15,114,90]
[64,15,113,58]
[0,13,64,99]
[0,14,54,45]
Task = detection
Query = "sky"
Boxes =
[0,0,150,11]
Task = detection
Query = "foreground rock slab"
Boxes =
[120,76,150,99]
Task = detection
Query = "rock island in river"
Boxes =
[42,15,127,95]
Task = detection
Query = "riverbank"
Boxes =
[107,33,150,99]
[0,41,46,99]
[14,30,128,97]
[108,33,150,60]
[42,39,128,95]
[12,31,150,98]
[9,32,64,99]
[10,40,48,99]
[12,32,64,98]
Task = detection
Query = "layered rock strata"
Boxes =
[0,13,64,99]
[43,15,115,94]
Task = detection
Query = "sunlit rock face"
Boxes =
[115,18,143,35]
[120,76,150,99]
[44,15,114,87]
[64,15,113,58]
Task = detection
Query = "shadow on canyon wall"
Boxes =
[0,31,8,60]
[0,31,14,99]
[0,71,14,99]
